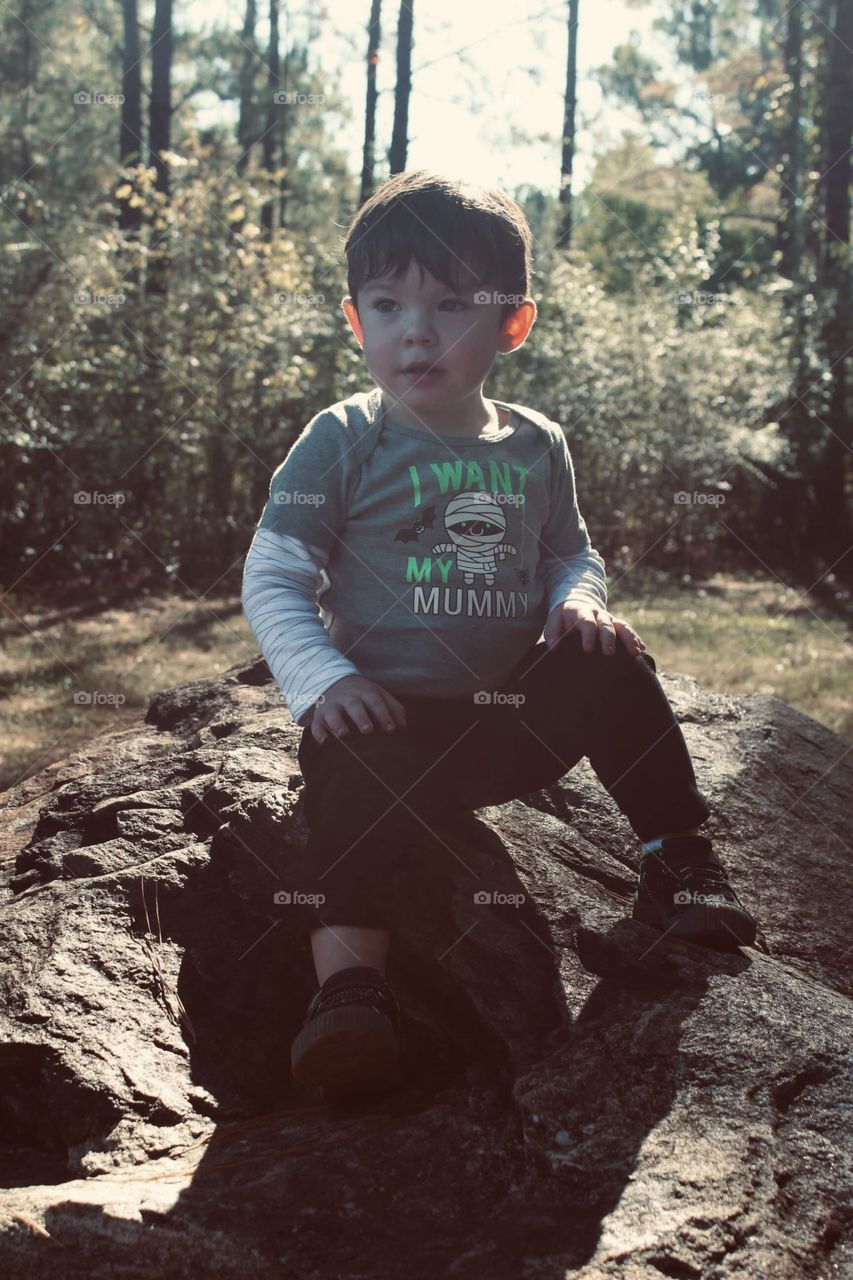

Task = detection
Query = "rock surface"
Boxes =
[0,654,851,1279]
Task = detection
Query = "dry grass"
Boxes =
[0,592,257,794]
[0,569,849,794]
[610,568,852,741]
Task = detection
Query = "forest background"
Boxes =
[1,0,850,788]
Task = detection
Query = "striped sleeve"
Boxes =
[538,427,607,611]
[241,527,361,727]
[540,551,607,612]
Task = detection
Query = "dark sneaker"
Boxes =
[631,835,757,949]
[290,965,402,1101]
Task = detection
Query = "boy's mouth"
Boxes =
[402,362,444,377]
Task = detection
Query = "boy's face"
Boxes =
[341,258,536,432]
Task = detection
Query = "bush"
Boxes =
[492,254,792,577]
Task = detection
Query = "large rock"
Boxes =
[0,655,850,1278]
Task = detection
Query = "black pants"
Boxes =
[294,629,711,933]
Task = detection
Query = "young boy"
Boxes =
[241,170,758,1102]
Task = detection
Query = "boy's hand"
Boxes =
[544,599,646,657]
[310,674,408,745]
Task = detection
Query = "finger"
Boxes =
[323,708,353,738]
[597,618,617,655]
[358,692,396,734]
[384,693,408,731]
[577,616,599,653]
[341,698,378,735]
[545,621,564,649]
[613,620,645,654]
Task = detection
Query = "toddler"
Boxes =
[241,170,758,1102]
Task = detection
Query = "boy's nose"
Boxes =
[402,313,439,343]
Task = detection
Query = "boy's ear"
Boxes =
[341,295,364,347]
[496,299,537,355]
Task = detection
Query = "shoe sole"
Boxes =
[632,898,757,948]
[291,1004,401,1099]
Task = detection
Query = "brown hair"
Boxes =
[342,170,533,324]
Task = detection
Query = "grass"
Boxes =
[608,568,851,740]
[0,567,849,795]
[0,592,258,795]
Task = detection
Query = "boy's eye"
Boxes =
[371,298,468,312]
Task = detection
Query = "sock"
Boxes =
[641,831,707,860]
[640,836,664,860]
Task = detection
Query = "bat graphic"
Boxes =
[394,505,437,543]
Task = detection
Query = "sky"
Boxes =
[183,0,682,196]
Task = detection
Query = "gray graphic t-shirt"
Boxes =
[255,386,605,703]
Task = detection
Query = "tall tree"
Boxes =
[594,0,851,577]
[260,0,281,238]
[236,0,259,178]
[360,0,382,204]
[774,0,804,282]
[145,0,173,301]
[117,0,142,243]
[278,4,292,229]
[148,0,173,201]
[555,0,579,250]
[772,1,811,566]
[389,0,412,174]
[812,0,853,561]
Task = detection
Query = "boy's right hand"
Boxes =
[310,675,408,745]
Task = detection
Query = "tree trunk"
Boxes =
[236,0,258,178]
[148,0,173,201]
[812,0,853,572]
[555,0,579,251]
[389,0,412,175]
[145,0,173,302]
[775,0,803,281]
[260,0,281,238]
[360,0,382,205]
[278,5,291,230]
[137,0,174,535]
[772,0,809,569]
[118,0,143,247]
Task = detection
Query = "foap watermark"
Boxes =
[74,90,125,107]
[272,90,325,106]
[473,690,526,707]
[74,490,127,505]
[674,889,727,907]
[692,90,727,107]
[73,290,125,309]
[673,491,726,507]
[674,290,729,307]
[274,291,326,308]
[273,490,325,506]
[73,690,126,707]
[492,492,525,507]
[473,290,527,307]
[473,890,526,907]
[273,889,325,906]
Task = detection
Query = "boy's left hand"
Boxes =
[544,599,646,657]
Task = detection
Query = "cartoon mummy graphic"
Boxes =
[432,490,517,585]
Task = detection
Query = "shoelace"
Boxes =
[309,982,400,1030]
[675,862,736,899]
